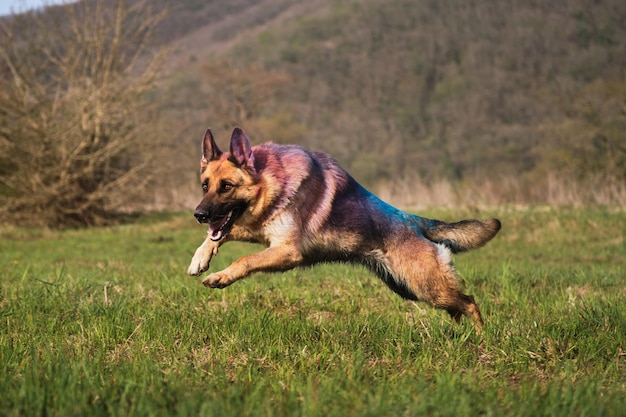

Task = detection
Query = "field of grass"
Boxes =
[1,207,624,416]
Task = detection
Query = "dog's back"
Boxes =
[286,149,500,260]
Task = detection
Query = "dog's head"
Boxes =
[194,127,260,241]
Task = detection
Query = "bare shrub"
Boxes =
[0,0,167,227]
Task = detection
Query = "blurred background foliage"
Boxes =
[1,0,625,226]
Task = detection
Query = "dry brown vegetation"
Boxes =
[0,0,167,226]
[1,0,625,227]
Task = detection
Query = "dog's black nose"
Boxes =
[194,208,210,224]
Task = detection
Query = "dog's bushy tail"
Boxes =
[423,218,501,253]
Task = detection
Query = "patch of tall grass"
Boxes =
[1,208,624,416]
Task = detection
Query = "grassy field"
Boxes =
[1,208,624,416]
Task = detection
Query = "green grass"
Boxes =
[1,208,625,416]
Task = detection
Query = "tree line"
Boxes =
[1,0,624,227]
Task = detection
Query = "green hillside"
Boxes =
[1,0,625,220]
[157,0,625,199]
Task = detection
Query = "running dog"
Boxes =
[187,127,501,327]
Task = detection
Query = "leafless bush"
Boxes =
[0,0,167,227]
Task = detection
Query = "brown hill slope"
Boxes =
[3,0,625,208]
[159,0,625,195]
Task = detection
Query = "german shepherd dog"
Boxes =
[188,127,501,328]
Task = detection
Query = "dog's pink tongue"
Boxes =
[209,227,223,241]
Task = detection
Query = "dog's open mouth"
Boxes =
[208,208,241,241]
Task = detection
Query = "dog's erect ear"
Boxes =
[201,128,222,163]
[229,127,255,172]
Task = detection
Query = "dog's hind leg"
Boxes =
[436,291,484,328]
[384,237,484,329]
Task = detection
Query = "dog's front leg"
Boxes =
[188,225,255,276]
[202,245,303,288]
[187,235,221,276]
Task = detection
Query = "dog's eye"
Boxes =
[220,181,234,192]
[201,181,208,192]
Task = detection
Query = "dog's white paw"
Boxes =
[187,240,219,276]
